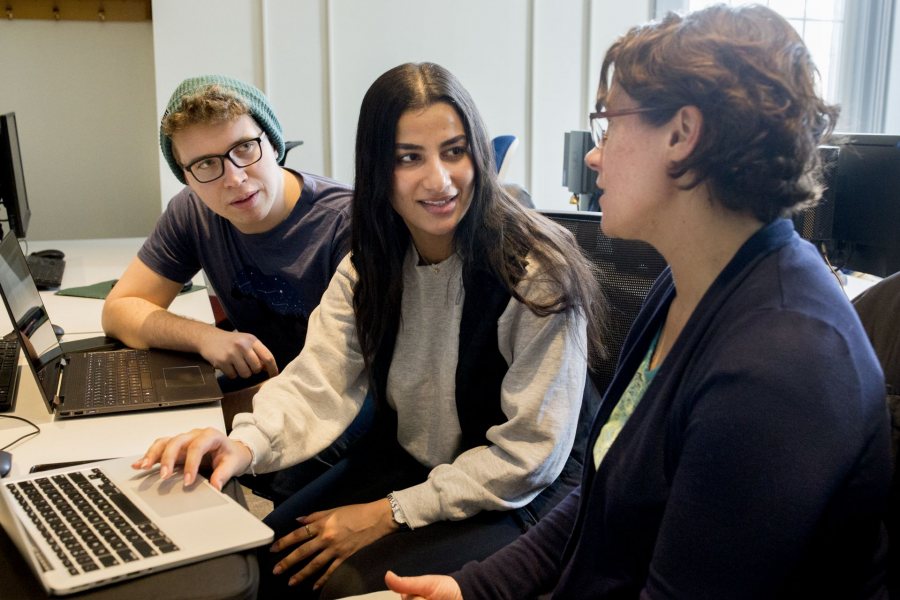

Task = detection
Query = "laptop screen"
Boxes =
[0,234,64,403]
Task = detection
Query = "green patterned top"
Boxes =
[593,328,662,469]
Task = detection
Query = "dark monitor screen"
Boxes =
[794,135,900,277]
[0,112,32,239]
[793,145,840,243]
[830,134,900,277]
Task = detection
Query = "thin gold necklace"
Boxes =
[412,241,442,273]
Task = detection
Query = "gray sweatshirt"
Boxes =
[230,247,587,528]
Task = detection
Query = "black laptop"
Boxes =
[0,234,222,418]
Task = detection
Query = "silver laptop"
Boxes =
[0,234,223,418]
[0,456,273,595]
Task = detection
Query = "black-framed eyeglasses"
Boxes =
[589,107,660,148]
[183,132,267,183]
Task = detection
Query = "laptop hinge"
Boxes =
[53,358,66,406]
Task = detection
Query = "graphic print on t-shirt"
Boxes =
[230,267,308,317]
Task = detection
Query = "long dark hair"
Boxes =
[351,62,605,371]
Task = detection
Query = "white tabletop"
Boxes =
[0,237,225,479]
[843,270,881,300]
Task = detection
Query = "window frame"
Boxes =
[653,0,896,133]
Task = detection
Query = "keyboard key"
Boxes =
[8,468,178,575]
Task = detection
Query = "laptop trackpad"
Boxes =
[130,470,228,518]
[163,365,205,387]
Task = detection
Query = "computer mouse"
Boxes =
[52,323,65,338]
[32,249,65,260]
[0,450,11,478]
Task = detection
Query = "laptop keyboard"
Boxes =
[84,351,153,408]
[25,255,66,290]
[6,468,179,575]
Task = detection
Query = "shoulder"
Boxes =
[317,253,358,306]
[703,234,857,339]
[694,253,884,417]
[724,242,869,357]
[148,188,202,239]
[164,186,204,212]
[334,253,358,284]
[138,188,209,277]
[296,170,352,216]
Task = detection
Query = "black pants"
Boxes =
[258,436,545,599]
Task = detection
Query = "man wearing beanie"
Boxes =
[102,75,352,427]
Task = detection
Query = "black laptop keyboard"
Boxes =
[0,337,20,411]
[25,255,66,289]
[84,351,154,408]
[6,468,179,575]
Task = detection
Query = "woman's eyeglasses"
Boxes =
[589,107,661,148]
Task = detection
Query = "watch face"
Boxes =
[387,493,409,529]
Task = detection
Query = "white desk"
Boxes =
[0,238,225,479]
[844,271,881,300]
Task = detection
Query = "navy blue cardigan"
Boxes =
[455,219,891,599]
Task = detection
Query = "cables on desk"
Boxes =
[0,415,41,450]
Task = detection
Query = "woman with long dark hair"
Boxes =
[134,62,605,598]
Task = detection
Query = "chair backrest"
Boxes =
[278,140,304,167]
[540,210,668,394]
[852,272,900,596]
[492,135,518,180]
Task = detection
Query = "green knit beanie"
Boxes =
[159,75,285,184]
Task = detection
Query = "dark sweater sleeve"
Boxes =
[454,487,581,599]
[642,311,889,598]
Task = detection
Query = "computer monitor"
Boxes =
[794,135,900,277]
[792,145,840,243]
[0,112,32,239]
[830,134,900,277]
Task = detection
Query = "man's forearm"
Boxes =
[102,296,214,353]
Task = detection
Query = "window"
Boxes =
[656,0,896,133]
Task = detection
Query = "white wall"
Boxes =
[0,19,160,241]
[2,2,898,242]
[151,0,266,209]
[327,0,530,187]
[2,0,652,242]
[152,0,652,212]
[263,0,330,176]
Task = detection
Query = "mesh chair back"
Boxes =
[540,210,668,394]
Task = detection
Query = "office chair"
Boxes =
[491,135,534,208]
[492,135,518,180]
[278,140,304,166]
[540,210,668,395]
[852,272,900,597]
[531,210,667,516]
